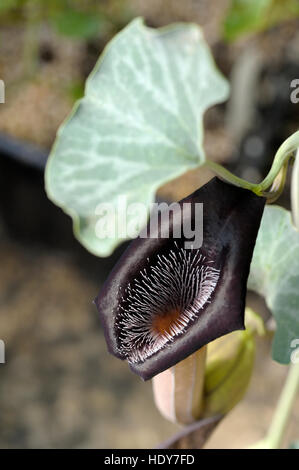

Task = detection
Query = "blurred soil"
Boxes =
[0,231,298,449]
[0,227,298,448]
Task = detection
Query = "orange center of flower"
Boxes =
[152,308,182,336]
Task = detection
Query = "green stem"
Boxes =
[249,363,299,449]
[204,130,299,200]
[266,363,299,448]
[204,160,262,194]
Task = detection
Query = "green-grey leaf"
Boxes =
[45,18,229,257]
[223,0,299,41]
[50,10,102,39]
[248,205,299,364]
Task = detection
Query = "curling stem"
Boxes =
[204,130,299,201]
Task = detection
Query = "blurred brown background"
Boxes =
[0,0,298,448]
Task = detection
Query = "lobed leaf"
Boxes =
[45,18,229,256]
[248,205,299,364]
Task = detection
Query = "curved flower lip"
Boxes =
[94,177,265,380]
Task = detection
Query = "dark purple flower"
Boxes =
[94,178,265,380]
